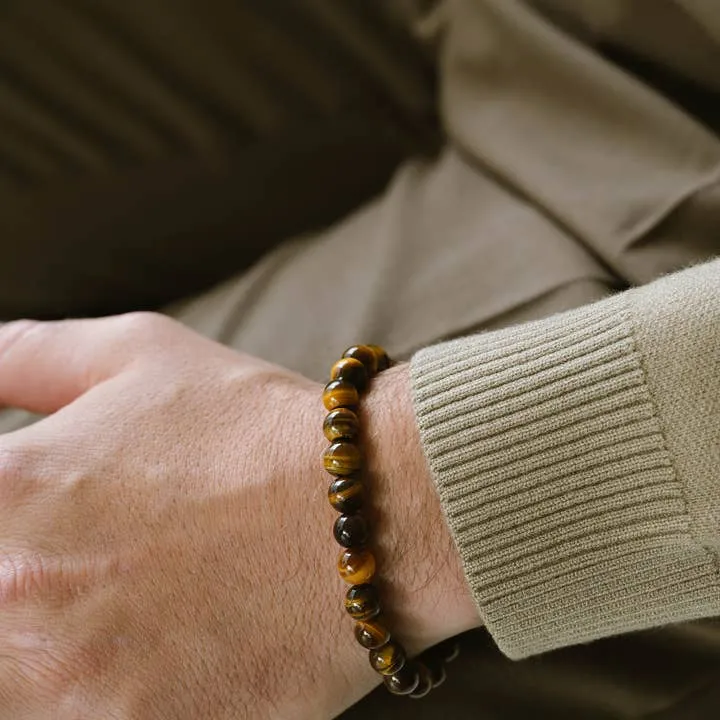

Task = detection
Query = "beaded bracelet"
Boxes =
[322,344,458,698]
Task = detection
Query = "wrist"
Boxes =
[361,363,481,653]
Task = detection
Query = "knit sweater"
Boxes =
[410,258,720,660]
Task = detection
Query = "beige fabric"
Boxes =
[439,0,720,284]
[412,259,720,659]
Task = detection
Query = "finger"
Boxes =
[0,312,178,414]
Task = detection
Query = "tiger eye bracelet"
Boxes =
[322,344,458,698]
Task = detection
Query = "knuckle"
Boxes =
[113,312,180,350]
[117,311,170,335]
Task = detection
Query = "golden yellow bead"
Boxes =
[323,441,361,476]
[369,640,406,676]
[330,357,368,392]
[354,619,390,649]
[367,344,390,372]
[323,379,359,411]
[323,408,359,442]
[342,345,378,376]
[338,548,376,584]
[328,476,364,513]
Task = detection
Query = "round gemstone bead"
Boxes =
[342,345,378,376]
[323,441,361,476]
[367,344,390,372]
[429,663,447,689]
[354,619,390,650]
[384,663,420,696]
[344,584,381,621]
[409,662,432,699]
[369,640,406,676]
[333,513,369,548]
[323,408,359,442]
[330,357,368,393]
[322,380,359,411]
[435,638,460,663]
[328,476,364,513]
[338,548,376,584]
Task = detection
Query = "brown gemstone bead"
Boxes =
[433,638,460,663]
[409,662,432,699]
[330,357,368,393]
[323,441,361,476]
[338,548,376,584]
[384,663,420,696]
[333,513,369,548]
[322,380,359,411]
[323,408,359,442]
[367,344,390,372]
[328,476,364,513]
[344,584,381,621]
[354,619,390,650]
[369,640,406,676]
[429,663,447,689]
[342,345,378,376]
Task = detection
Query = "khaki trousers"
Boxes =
[2,2,720,717]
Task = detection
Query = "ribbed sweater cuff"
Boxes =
[411,289,718,659]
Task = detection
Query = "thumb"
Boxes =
[0,312,176,414]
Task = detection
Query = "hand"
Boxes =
[0,313,477,719]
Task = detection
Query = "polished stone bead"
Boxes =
[327,476,364,513]
[435,638,460,663]
[333,513,369,548]
[323,408,359,442]
[344,583,381,621]
[384,663,420,696]
[330,357,368,393]
[367,344,390,372]
[338,548,376,584]
[323,441,361,476]
[409,662,432,699]
[369,640,406,676]
[429,663,447,689]
[322,380,359,411]
[354,619,390,650]
[342,345,378,376]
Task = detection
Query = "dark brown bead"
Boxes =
[323,441,361,476]
[344,583,380,621]
[369,640,406,676]
[330,357,368,393]
[429,663,447,689]
[384,663,420,696]
[342,345,378,376]
[338,548,376,584]
[409,663,432,699]
[354,619,391,650]
[433,638,460,663]
[322,380,359,411]
[367,344,390,372]
[323,408,359,442]
[328,476,364,513]
[333,514,369,548]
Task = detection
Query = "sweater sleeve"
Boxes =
[410,258,720,660]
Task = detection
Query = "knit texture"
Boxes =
[411,259,720,659]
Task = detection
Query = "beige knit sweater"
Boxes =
[411,259,720,661]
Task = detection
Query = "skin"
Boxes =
[0,313,479,719]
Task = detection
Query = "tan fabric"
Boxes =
[412,259,720,658]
